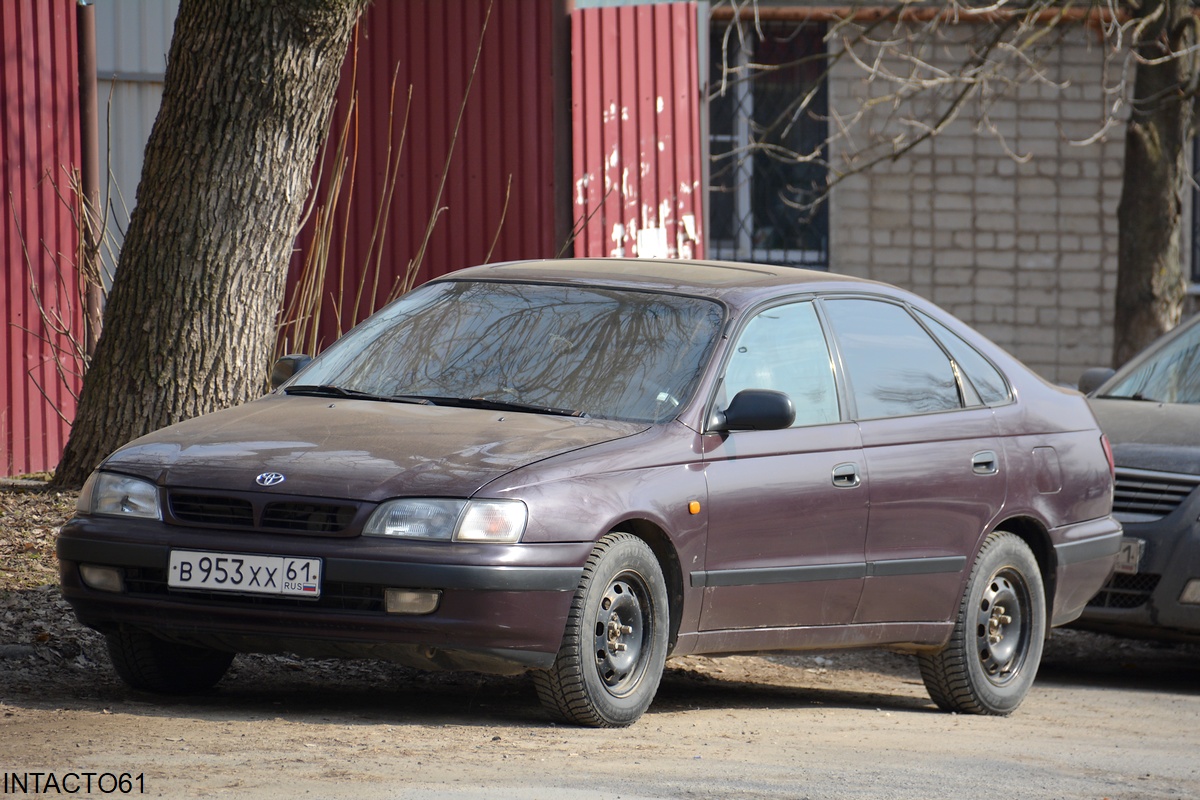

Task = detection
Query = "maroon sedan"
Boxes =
[58,259,1121,727]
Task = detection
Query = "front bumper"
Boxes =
[1076,487,1200,641]
[57,517,589,673]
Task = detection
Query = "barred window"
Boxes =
[709,21,829,268]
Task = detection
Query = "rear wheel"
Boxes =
[533,533,669,727]
[918,531,1046,715]
[106,627,234,694]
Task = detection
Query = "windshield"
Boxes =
[1102,319,1200,404]
[290,280,725,423]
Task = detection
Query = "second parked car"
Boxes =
[59,259,1120,726]
[1077,312,1200,642]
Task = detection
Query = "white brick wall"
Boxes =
[828,24,1121,385]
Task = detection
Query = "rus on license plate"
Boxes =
[1114,537,1145,576]
[168,550,322,598]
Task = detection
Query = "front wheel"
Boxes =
[533,533,669,727]
[918,531,1046,715]
[106,627,234,694]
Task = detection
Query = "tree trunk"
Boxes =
[53,0,369,488]
[1114,0,1198,368]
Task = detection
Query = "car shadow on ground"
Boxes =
[0,649,937,728]
[3,630,1198,727]
[1037,629,1200,695]
[652,666,935,715]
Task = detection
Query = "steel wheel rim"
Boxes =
[974,567,1031,687]
[592,574,651,697]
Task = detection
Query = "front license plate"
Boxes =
[1114,538,1145,575]
[168,550,322,598]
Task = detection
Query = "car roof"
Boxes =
[439,258,886,308]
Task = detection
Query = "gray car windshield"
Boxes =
[1103,320,1200,404]
[290,280,725,423]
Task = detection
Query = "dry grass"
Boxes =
[0,484,77,592]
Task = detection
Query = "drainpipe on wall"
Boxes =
[77,0,102,357]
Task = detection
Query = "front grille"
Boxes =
[170,494,255,527]
[124,567,384,612]
[165,489,363,535]
[1086,572,1162,610]
[1113,468,1200,519]
[262,502,356,533]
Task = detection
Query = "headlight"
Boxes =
[363,499,465,540]
[363,498,527,543]
[79,472,162,520]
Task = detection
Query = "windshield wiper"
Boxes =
[415,396,587,417]
[283,385,432,405]
[285,385,583,415]
[1097,392,1161,403]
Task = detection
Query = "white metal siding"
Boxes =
[94,0,178,285]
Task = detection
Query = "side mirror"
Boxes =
[709,389,795,432]
[270,353,313,390]
[1078,367,1115,396]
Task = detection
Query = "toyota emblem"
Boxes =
[255,472,286,487]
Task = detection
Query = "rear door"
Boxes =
[820,298,1009,624]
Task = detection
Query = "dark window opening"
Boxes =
[708,20,829,268]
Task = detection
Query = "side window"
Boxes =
[823,299,961,419]
[723,301,839,427]
[916,311,1012,406]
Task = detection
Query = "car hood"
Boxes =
[100,396,647,501]
[1089,397,1200,474]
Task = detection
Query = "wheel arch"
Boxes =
[613,519,685,653]
[990,516,1056,629]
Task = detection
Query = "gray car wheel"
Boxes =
[918,531,1046,715]
[106,627,234,694]
[533,532,669,727]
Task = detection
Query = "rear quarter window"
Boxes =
[916,311,1012,406]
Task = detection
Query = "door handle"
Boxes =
[832,462,861,488]
[972,450,999,476]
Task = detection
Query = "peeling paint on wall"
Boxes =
[570,2,704,261]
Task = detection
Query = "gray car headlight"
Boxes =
[363,498,527,543]
[79,471,162,520]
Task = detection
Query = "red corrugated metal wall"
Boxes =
[570,3,704,260]
[0,0,82,476]
[286,0,561,354]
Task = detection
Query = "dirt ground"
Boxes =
[3,484,1199,799]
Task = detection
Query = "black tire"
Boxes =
[918,531,1046,715]
[106,627,234,694]
[533,532,669,727]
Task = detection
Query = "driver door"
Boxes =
[698,300,868,631]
